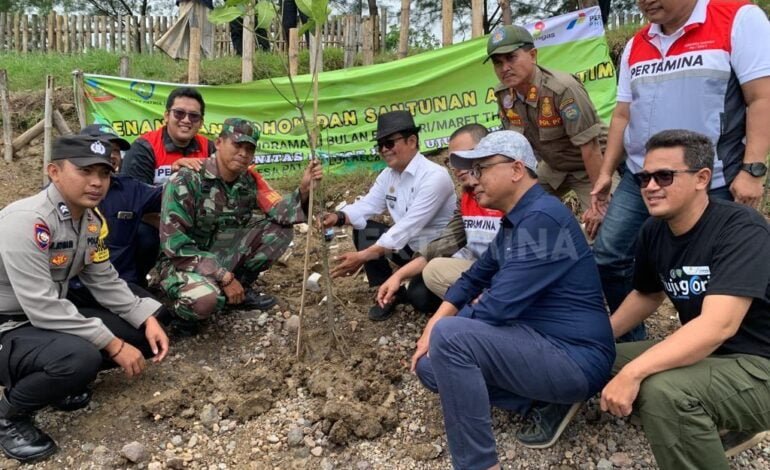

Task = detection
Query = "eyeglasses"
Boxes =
[470,160,512,179]
[635,169,700,188]
[375,136,406,151]
[169,108,202,124]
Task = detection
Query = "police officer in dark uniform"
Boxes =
[0,135,169,463]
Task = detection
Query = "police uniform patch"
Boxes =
[34,223,51,251]
[541,97,554,118]
[57,202,70,218]
[505,109,523,127]
[87,223,98,233]
[50,254,69,266]
[562,102,580,121]
[526,86,538,102]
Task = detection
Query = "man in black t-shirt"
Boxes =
[599,129,770,470]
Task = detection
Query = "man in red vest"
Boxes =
[122,87,215,186]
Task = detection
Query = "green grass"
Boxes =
[0,48,399,92]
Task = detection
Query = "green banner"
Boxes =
[84,6,616,179]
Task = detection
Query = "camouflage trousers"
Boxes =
[158,219,293,321]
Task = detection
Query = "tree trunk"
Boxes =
[367,0,378,17]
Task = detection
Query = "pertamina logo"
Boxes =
[566,12,586,30]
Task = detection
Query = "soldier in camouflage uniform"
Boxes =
[156,118,322,321]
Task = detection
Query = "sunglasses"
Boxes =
[635,169,700,188]
[469,160,512,179]
[375,136,406,151]
[169,108,202,124]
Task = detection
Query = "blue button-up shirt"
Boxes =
[444,184,615,391]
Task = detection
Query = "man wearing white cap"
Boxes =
[411,130,615,469]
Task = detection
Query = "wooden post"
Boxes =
[139,15,147,53]
[343,15,355,68]
[362,17,373,65]
[441,0,452,46]
[56,13,64,52]
[11,119,44,152]
[471,0,483,38]
[43,75,54,185]
[310,28,323,74]
[21,14,28,53]
[12,13,19,52]
[0,70,12,163]
[380,7,387,52]
[147,16,154,54]
[0,13,5,52]
[288,28,299,77]
[72,70,87,129]
[501,0,511,26]
[76,15,84,52]
[62,14,69,53]
[398,0,410,59]
[68,15,76,53]
[52,109,72,136]
[47,13,54,53]
[119,55,130,77]
[241,13,254,83]
[188,12,202,84]
[101,16,108,50]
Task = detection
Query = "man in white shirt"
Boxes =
[324,111,456,321]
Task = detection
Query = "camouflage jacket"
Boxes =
[159,157,305,280]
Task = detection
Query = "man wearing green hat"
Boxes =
[156,118,322,322]
[486,24,611,239]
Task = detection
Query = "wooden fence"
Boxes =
[605,12,645,29]
[0,12,387,56]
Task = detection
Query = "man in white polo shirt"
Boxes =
[323,111,456,321]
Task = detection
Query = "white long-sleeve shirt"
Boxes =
[343,153,456,253]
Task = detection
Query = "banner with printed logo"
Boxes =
[83,6,616,179]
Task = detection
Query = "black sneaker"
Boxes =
[241,289,278,311]
[368,287,405,321]
[51,389,92,412]
[0,416,57,463]
[722,430,768,458]
[516,402,582,449]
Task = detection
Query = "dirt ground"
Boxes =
[0,91,767,470]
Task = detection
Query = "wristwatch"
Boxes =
[740,162,767,177]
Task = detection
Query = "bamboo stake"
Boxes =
[441,0,452,46]
[471,0,483,38]
[43,75,54,185]
[309,29,323,73]
[398,0,410,59]
[362,17,373,65]
[0,70,13,163]
[188,13,201,84]
[241,13,254,83]
[72,70,87,129]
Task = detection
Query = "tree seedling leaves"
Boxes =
[209,5,244,24]
[256,1,276,30]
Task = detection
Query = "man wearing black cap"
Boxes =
[486,24,612,240]
[0,135,169,463]
[322,110,456,321]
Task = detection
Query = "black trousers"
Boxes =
[353,220,442,312]
[0,309,154,414]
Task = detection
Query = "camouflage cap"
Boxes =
[220,118,260,146]
[52,135,115,169]
[80,123,131,150]
[484,25,535,63]
[450,130,538,172]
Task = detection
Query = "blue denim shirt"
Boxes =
[444,184,615,392]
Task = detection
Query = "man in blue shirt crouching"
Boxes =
[411,130,615,469]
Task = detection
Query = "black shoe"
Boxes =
[368,287,405,321]
[516,402,582,449]
[0,416,57,463]
[722,430,768,458]
[52,389,92,412]
[241,289,278,311]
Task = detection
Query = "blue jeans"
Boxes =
[415,318,590,470]
[594,167,732,342]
